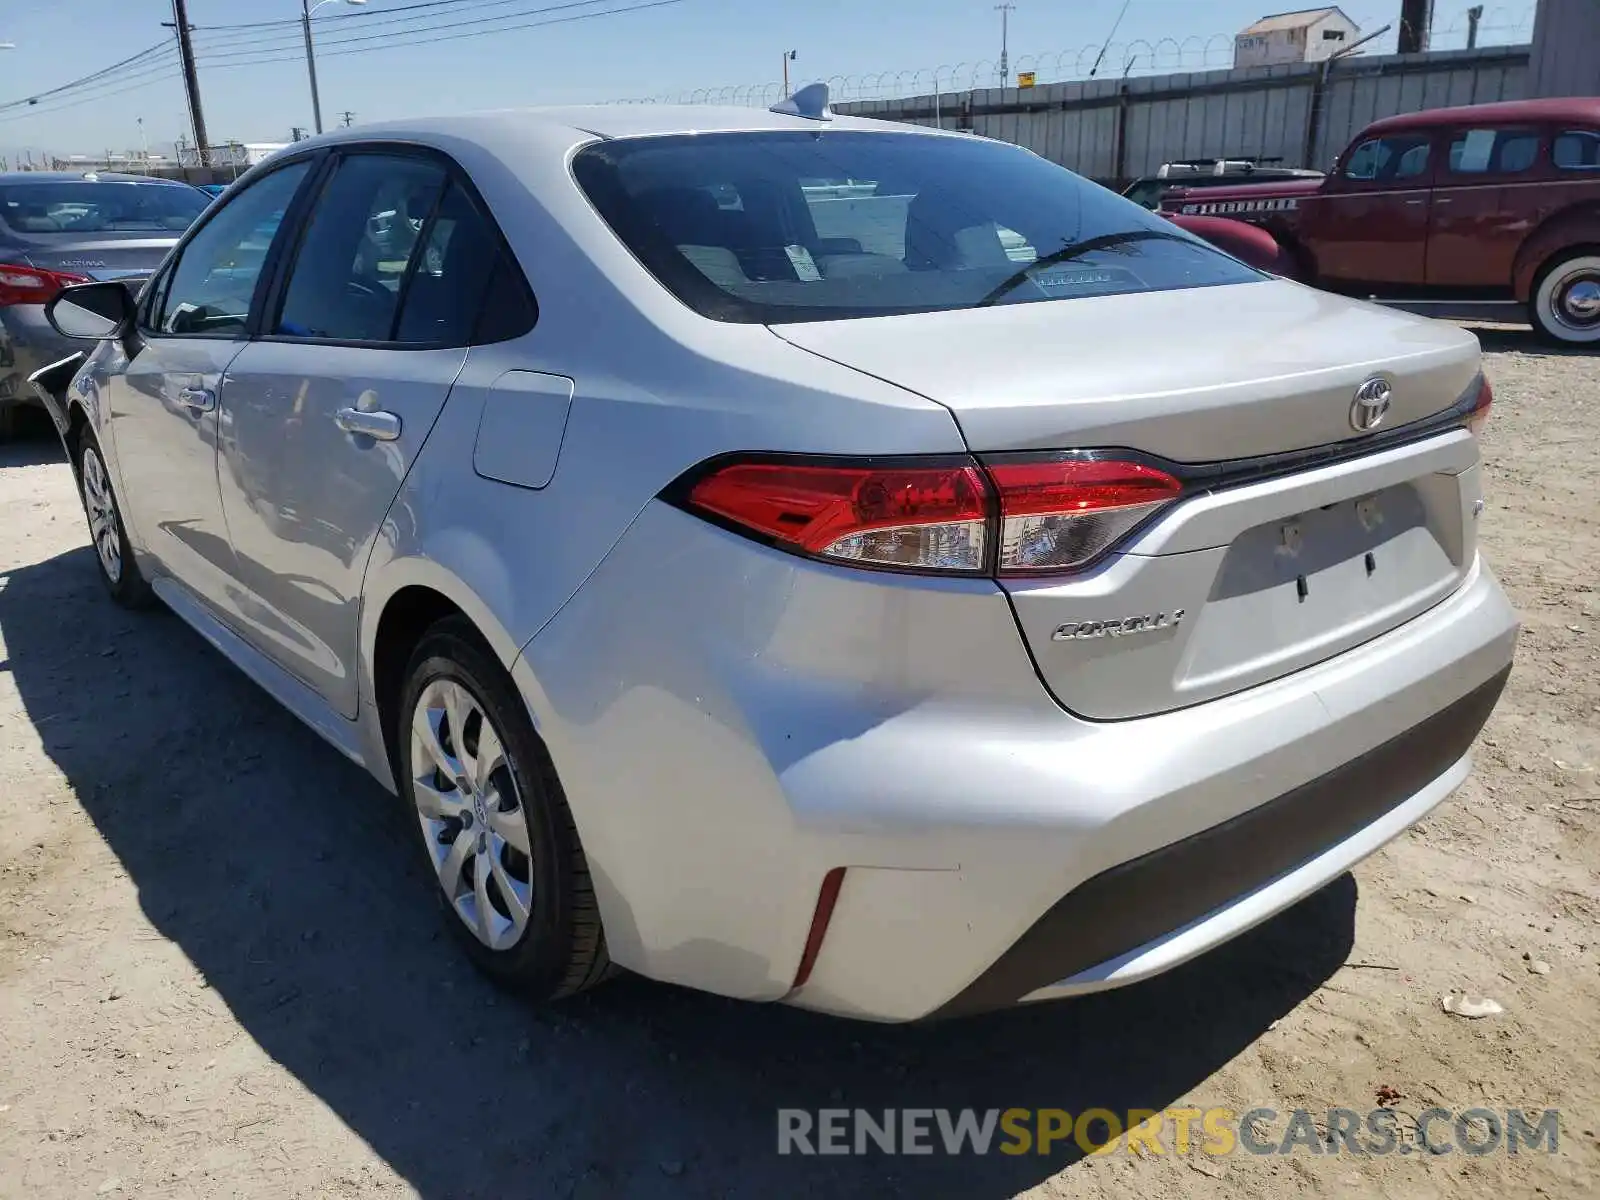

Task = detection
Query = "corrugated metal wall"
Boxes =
[837,45,1530,181]
[1528,0,1600,98]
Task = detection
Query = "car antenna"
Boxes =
[770,82,833,122]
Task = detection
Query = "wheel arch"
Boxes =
[360,554,531,783]
[1511,203,1600,301]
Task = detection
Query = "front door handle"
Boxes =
[335,406,402,441]
[177,386,216,413]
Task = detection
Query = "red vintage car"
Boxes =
[1161,98,1600,346]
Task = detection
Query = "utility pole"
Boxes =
[341,109,355,127]
[995,3,1016,84]
[301,0,326,135]
[1465,4,1484,48]
[781,49,796,95]
[1397,0,1433,54]
[165,0,210,163]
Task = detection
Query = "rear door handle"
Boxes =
[1404,198,1427,206]
[335,406,402,441]
[177,386,216,413]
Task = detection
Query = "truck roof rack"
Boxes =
[1156,156,1289,177]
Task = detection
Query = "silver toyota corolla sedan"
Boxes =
[33,92,1517,1022]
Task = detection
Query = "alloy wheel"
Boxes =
[81,446,122,584]
[409,678,534,951]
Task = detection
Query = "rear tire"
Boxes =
[1530,251,1600,347]
[397,617,611,999]
[76,429,154,609]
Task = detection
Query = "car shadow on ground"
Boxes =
[0,544,1356,1199]
[0,416,66,469]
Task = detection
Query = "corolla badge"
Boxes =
[1053,609,1185,641]
[1350,376,1392,432]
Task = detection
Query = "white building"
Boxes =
[1233,7,1361,68]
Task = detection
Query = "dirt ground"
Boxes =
[1,325,1596,1200]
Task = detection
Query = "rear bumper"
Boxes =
[930,663,1506,1018]
[516,502,1518,1023]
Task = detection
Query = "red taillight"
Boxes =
[792,867,846,990]
[687,460,991,572]
[681,453,1182,576]
[986,458,1184,574]
[1467,375,1493,437]
[0,262,91,308]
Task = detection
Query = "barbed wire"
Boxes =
[609,6,1535,106]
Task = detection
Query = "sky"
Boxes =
[0,0,1539,162]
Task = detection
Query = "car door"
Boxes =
[104,158,316,618]
[1302,131,1436,288]
[1426,125,1546,290]
[215,149,512,717]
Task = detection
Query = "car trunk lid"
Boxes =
[770,279,1485,719]
[14,235,179,290]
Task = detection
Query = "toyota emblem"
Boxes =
[1350,376,1392,432]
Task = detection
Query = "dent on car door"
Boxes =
[102,159,315,617]
[215,152,516,717]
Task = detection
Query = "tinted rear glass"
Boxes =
[572,131,1260,323]
[0,181,209,234]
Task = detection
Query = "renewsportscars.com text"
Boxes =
[776,1107,1561,1158]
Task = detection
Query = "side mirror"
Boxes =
[45,281,136,341]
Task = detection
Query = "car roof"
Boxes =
[0,171,195,185]
[316,104,960,150]
[1361,97,1600,136]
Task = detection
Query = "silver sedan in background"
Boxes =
[0,171,209,435]
[33,94,1517,1022]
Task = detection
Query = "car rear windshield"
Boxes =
[572,131,1261,323]
[0,181,209,234]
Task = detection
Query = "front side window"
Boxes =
[1447,127,1541,175]
[154,160,312,338]
[573,131,1258,323]
[274,154,447,342]
[1342,135,1432,182]
[1553,130,1600,171]
[0,181,209,235]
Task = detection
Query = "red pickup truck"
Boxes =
[1161,98,1600,346]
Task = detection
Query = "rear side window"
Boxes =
[1553,130,1600,171]
[1343,135,1431,182]
[393,180,533,345]
[1447,128,1540,175]
[274,154,447,342]
[0,181,208,234]
[572,131,1259,323]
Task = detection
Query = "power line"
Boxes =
[192,0,528,33]
[0,40,174,113]
[0,71,184,125]
[194,0,635,60]
[194,0,684,69]
[191,0,583,47]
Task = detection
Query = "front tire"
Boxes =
[397,617,610,999]
[77,430,154,609]
[1530,251,1600,347]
